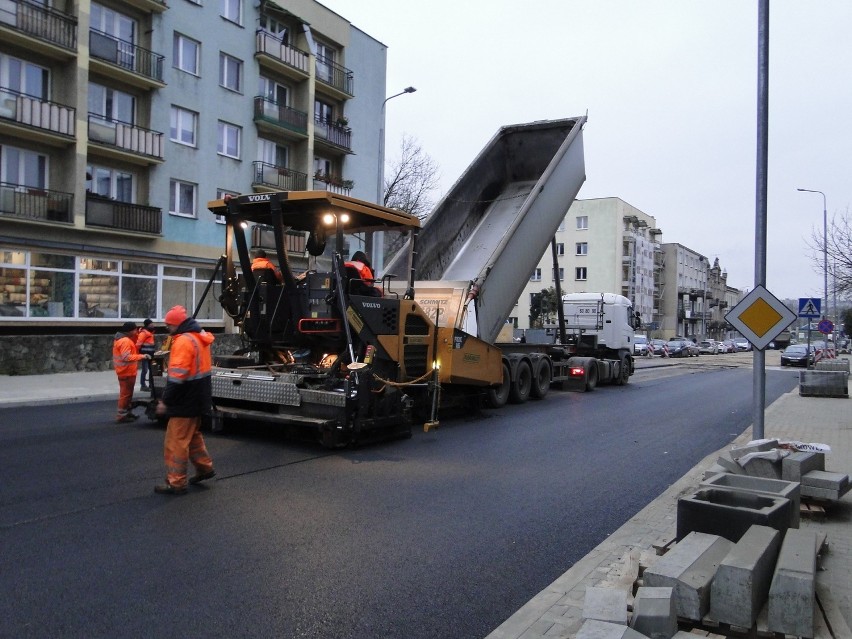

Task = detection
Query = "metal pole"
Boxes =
[753,0,769,440]
[796,188,827,322]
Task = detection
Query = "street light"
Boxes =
[372,86,416,272]
[796,188,828,323]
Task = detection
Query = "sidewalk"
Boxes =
[486,386,852,639]
[0,370,122,408]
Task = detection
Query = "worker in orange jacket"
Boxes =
[250,249,283,282]
[154,305,216,495]
[345,250,379,296]
[113,321,150,423]
[136,318,156,391]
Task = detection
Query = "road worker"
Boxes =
[344,250,378,295]
[250,249,283,283]
[136,318,156,391]
[113,322,150,423]
[153,305,216,495]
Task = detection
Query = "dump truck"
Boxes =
[203,117,638,447]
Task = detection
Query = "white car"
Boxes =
[633,335,649,356]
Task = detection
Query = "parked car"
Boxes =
[733,337,751,352]
[715,341,730,354]
[721,339,736,353]
[698,340,719,355]
[633,335,649,356]
[780,344,815,367]
[666,338,698,357]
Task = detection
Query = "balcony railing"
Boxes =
[0,182,73,223]
[0,87,75,137]
[0,0,77,50]
[85,193,161,234]
[312,173,353,195]
[253,96,308,135]
[89,29,164,83]
[255,30,309,76]
[316,56,354,96]
[314,117,352,152]
[88,114,163,160]
[251,162,308,191]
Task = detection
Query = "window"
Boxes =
[314,99,333,125]
[552,268,564,282]
[169,179,196,217]
[2,146,47,188]
[555,243,565,256]
[259,15,288,41]
[217,121,241,158]
[576,215,588,230]
[258,138,287,166]
[576,242,588,256]
[0,54,49,99]
[215,188,237,224]
[260,77,288,104]
[221,0,241,24]
[87,165,133,201]
[170,106,197,146]
[174,33,200,75]
[91,3,136,70]
[88,83,135,123]
[315,42,336,84]
[529,268,542,282]
[557,218,566,232]
[575,267,587,281]
[219,53,242,91]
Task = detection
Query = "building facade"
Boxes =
[511,197,660,330]
[0,0,385,332]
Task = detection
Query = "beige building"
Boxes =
[512,197,661,329]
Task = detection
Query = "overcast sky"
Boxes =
[320,0,851,302]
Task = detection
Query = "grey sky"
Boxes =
[321,0,851,301]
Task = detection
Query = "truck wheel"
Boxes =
[485,361,511,408]
[530,359,551,399]
[615,354,630,385]
[585,363,598,391]
[509,360,532,404]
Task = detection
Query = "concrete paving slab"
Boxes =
[767,528,818,637]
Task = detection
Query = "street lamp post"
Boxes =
[796,188,828,324]
[372,86,416,273]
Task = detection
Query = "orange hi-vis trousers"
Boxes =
[116,376,135,420]
[164,416,214,489]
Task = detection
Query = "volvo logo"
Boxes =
[361,302,381,309]
[247,194,271,202]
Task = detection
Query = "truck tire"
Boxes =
[508,359,532,404]
[585,362,598,391]
[615,354,630,385]
[485,361,511,408]
[530,358,551,399]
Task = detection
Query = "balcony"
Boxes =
[315,57,354,99]
[313,117,352,154]
[255,30,309,82]
[0,87,75,145]
[119,0,167,13]
[253,96,308,139]
[88,114,164,164]
[0,183,73,224]
[85,193,161,234]
[312,172,353,196]
[251,162,308,192]
[0,0,77,57]
[89,30,165,89]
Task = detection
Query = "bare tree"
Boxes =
[808,207,852,297]
[383,134,440,220]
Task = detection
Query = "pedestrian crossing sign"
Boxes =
[798,297,821,319]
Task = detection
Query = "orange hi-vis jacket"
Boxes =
[345,260,374,285]
[162,328,215,417]
[113,333,147,378]
[251,256,283,282]
[137,327,155,349]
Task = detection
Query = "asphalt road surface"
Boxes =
[0,360,797,638]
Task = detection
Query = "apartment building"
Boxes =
[512,197,661,330]
[0,0,385,330]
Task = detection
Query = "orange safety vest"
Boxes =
[113,334,146,377]
[251,256,283,282]
[137,328,155,349]
[167,331,215,383]
[345,260,374,286]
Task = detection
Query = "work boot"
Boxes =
[140,385,150,392]
[116,413,138,423]
[189,469,216,485]
[154,483,187,495]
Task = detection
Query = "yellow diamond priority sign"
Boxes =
[725,285,796,351]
